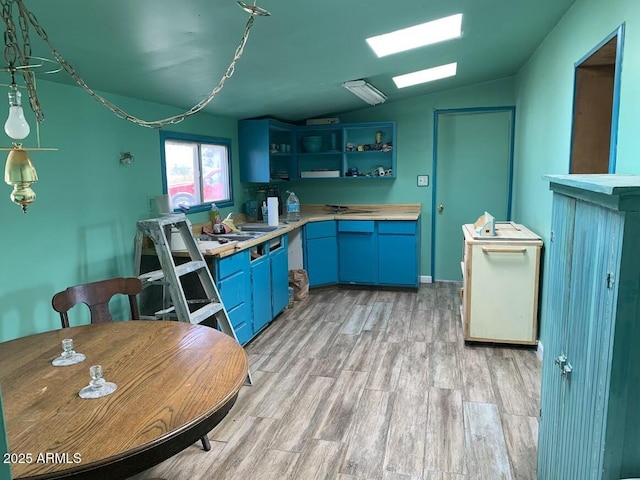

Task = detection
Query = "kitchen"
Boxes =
[1,0,640,479]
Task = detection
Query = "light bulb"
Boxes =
[4,85,30,140]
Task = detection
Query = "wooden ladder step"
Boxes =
[189,302,225,324]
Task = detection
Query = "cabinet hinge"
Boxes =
[539,408,542,419]
[550,230,555,243]
[607,272,615,290]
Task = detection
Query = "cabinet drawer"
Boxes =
[306,220,336,239]
[378,220,416,235]
[217,250,249,279]
[338,220,374,233]
[218,271,247,310]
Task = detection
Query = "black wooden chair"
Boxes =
[52,277,143,328]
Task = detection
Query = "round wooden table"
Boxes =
[0,321,248,480]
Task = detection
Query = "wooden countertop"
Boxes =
[176,203,421,259]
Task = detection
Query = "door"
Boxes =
[270,244,289,316]
[433,108,513,280]
[537,194,576,480]
[554,201,622,480]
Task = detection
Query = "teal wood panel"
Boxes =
[537,193,576,479]
[270,239,289,317]
[608,211,640,479]
[251,255,271,334]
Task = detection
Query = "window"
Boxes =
[160,131,233,212]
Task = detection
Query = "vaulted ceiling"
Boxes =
[20,0,575,122]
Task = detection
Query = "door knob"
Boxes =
[437,204,444,213]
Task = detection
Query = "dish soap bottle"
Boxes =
[210,203,221,226]
[286,191,300,223]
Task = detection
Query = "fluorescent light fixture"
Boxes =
[366,13,462,57]
[342,80,387,105]
[393,62,458,88]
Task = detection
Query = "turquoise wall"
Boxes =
[512,0,640,345]
[0,80,241,342]
[285,77,516,280]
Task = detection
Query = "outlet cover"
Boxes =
[417,175,429,187]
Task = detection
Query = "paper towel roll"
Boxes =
[155,194,171,214]
[267,197,279,226]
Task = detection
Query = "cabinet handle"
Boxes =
[554,354,567,369]
[481,247,526,254]
[561,363,573,379]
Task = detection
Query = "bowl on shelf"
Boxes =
[302,135,323,153]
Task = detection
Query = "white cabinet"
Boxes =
[461,222,541,345]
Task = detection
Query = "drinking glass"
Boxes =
[51,338,86,366]
[78,365,117,399]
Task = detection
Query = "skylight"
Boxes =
[393,63,458,88]
[366,13,463,58]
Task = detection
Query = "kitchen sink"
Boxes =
[198,233,261,242]
[238,224,285,232]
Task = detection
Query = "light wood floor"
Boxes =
[130,282,541,480]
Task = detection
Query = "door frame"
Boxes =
[568,24,625,174]
[431,106,516,280]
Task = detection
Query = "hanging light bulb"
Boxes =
[4,84,30,140]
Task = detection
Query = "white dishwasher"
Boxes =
[460,222,542,345]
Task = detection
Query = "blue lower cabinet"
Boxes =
[226,303,252,345]
[378,221,419,287]
[215,250,252,345]
[270,239,289,316]
[304,219,419,288]
[338,221,377,284]
[306,236,338,286]
[304,221,338,287]
[251,255,271,334]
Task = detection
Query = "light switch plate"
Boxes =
[417,175,429,187]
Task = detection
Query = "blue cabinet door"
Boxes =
[537,194,575,480]
[306,237,338,286]
[378,234,417,286]
[338,232,376,284]
[251,255,271,334]
[215,250,251,345]
[270,244,289,316]
[377,220,418,286]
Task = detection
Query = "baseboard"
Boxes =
[537,341,544,361]
[419,275,432,284]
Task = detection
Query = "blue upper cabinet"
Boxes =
[239,119,396,182]
[238,119,295,183]
[342,122,396,179]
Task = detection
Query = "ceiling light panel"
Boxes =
[342,80,387,105]
[393,62,458,88]
[366,13,463,57]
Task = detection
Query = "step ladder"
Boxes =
[133,213,252,385]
